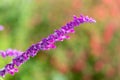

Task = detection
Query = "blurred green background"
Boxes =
[0,0,120,80]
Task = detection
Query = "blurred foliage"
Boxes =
[0,0,120,80]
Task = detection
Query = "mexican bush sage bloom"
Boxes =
[0,14,96,77]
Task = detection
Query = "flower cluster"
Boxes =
[0,49,22,58]
[0,14,96,77]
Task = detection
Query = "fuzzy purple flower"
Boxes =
[0,49,23,58]
[0,14,96,77]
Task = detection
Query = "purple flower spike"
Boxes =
[0,14,96,77]
[0,49,23,58]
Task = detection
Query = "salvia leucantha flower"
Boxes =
[0,14,96,77]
